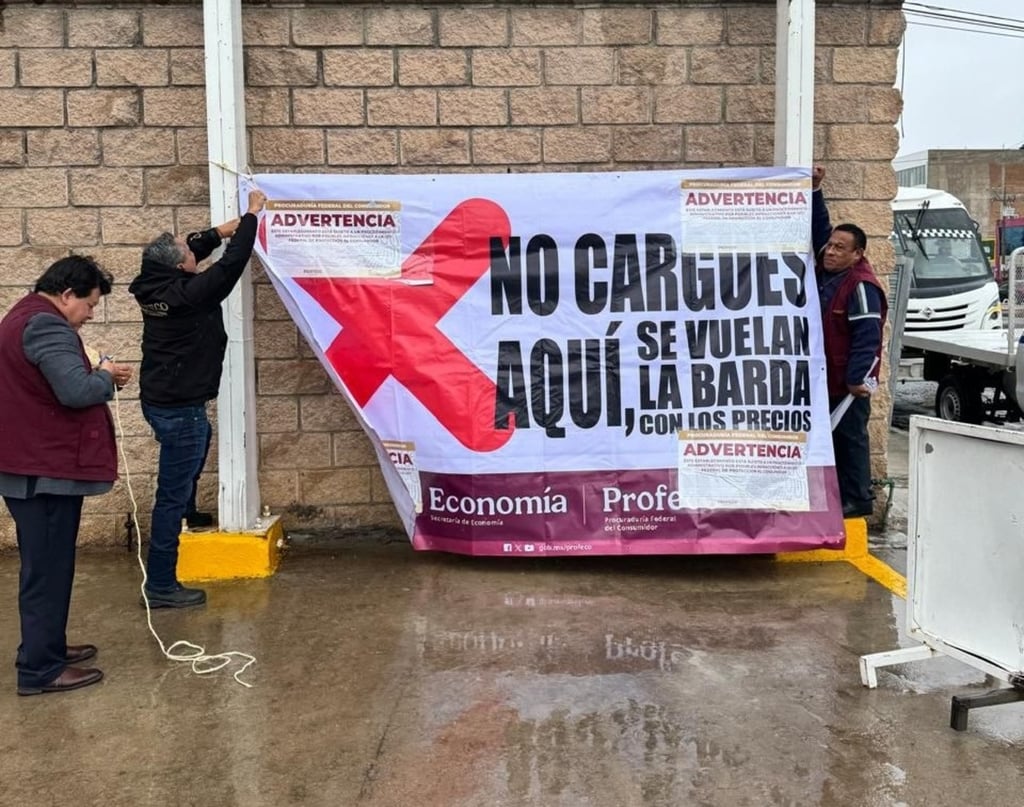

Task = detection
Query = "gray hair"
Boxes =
[143,232,187,267]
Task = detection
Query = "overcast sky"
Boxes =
[894,0,1024,161]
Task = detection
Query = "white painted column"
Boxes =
[204,0,260,531]
[774,0,816,166]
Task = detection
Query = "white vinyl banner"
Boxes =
[248,167,845,555]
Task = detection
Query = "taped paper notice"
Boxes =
[262,200,402,278]
[383,440,422,513]
[677,430,810,511]
[680,179,811,254]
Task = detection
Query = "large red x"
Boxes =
[280,199,514,453]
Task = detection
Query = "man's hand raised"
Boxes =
[214,218,240,239]
[247,190,267,215]
[812,165,825,191]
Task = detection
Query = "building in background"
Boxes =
[894,148,1024,267]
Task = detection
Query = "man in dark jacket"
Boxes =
[130,189,266,608]
[811,169,888,518]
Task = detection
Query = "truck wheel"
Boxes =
[935,374,982,423]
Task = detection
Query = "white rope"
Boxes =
[206,161,263,327]
[208,160,260,189]
[112,384,257,688]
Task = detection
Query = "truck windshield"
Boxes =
[892,208,992,284]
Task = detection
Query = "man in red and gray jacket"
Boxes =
[812,168,888,518]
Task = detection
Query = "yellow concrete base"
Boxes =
[777,517,907,598]
[778,516,869,563]
[176,513,903,595]
[176,515,284,582]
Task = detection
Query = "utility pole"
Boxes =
[993,161,1019,273]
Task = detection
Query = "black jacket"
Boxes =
[129,214,259,407]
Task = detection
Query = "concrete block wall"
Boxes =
[0,1,904,547]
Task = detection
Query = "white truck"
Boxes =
[888,188,1003,399]
[899,247,1024,423]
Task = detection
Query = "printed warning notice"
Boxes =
[383,439,422,513]
[262,200,402,278]
[676,430,809,511]
[680,179,811,253]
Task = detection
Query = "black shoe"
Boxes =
[842,503,874,518]
[142,583,207,609]
[186,511,215,528]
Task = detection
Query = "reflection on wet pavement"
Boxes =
[1,543,1023,806]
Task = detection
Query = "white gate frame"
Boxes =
[774,0,815,167]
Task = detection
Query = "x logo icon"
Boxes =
[270,199,515,453]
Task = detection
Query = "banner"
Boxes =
[249,167,845,555]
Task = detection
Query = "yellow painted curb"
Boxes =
[177,515,284,582]
[777,517,868,562]
[776,517,906,598]
[850,554,907,599]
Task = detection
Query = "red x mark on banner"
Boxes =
[274,199,515,453]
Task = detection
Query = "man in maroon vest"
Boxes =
[0,256,132,695]
[817,221,888,518]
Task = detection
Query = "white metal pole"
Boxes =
[774,0,816,167]
[204,0,260,531]
[1009,246,1024,355]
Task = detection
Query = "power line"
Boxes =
[904,3,1024,27]
[903,2,1024,38]
[906,20,1024,40]
[906,15,1024,35]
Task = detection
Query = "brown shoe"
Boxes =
[17,666,104,696]
[65,644,98,664]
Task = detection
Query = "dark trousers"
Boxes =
[831,395,874,510]
[187,422,213,516]
[5,493,84,689]
[142,403,212,592]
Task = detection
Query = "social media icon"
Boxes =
[502,543,513,552]
[524,544,535,552]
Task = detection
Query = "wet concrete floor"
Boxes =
[1,534,1023,806]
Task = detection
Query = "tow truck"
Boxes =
[900,247,1024,423]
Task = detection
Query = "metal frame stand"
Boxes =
[859,419,1024,732]
[862,645,1024,732]
[950,687,1024,732]
[859,644,937,689]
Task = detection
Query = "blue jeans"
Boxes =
[142,403,212,591]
